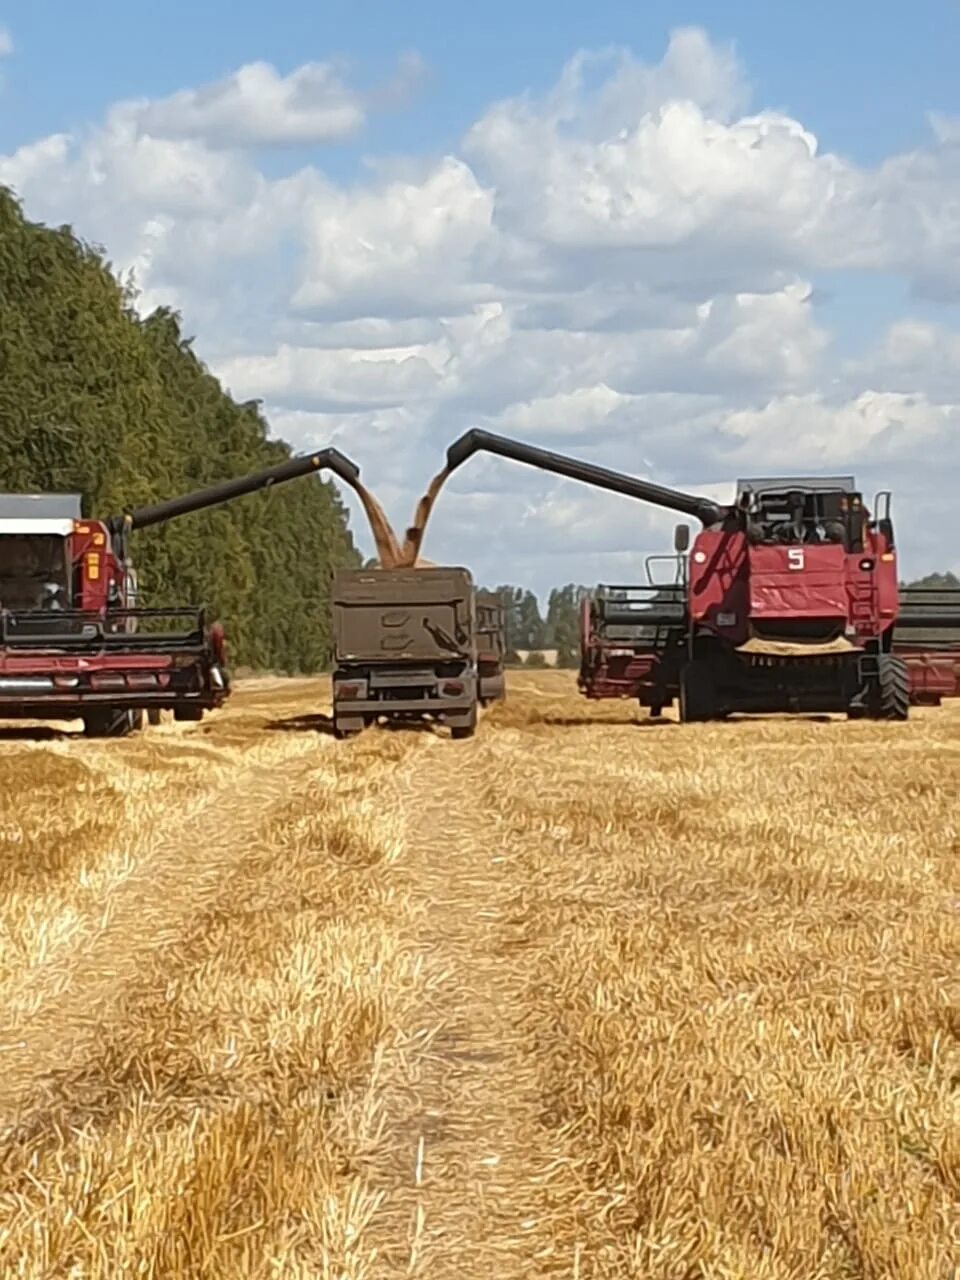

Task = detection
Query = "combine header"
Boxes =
[444,429,960,721]
[0,449,359,735]
[892,583,960,707]
[577,579,687,715]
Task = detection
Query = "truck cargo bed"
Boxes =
[332,567,477,664]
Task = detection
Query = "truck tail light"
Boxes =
[442,680,464,696]
[337,683,363,699]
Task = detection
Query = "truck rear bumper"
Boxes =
[334,695,474,718]
[333,663,478,722]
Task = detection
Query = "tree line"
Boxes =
[484,585,591,667]
[0,187,361,672]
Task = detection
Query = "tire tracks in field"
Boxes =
[0,723,329,1121]
[368,729,559,1278]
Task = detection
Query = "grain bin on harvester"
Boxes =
[0,448,360,735]
[442,429,960,721]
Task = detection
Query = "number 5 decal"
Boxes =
[788,548,805,570]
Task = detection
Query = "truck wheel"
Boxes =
[481,674,506,702]
[333,716,364,740]
[877,654,910,721]
[449,706,478,740]
[146,709,162,726]
[83,708,141,738]
[679,660,717,723]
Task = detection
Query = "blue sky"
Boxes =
[1,3,960,589]
[4,0,958,164]
[4,0,959,356]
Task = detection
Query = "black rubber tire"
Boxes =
[83,708,141,738]
[333,716,364,740]
[449,705,478,740]
[173,706,204,723]
[877,653,910,721]
[679,660,717,723]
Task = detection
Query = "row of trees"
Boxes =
[0,187,361,672]
[903,572,960,589]
[487,585,592,667]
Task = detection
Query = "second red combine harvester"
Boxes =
[0,448,359,735]
[444,430,960,721]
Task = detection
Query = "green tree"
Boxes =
[487,584,547,652]
[544,583,592,667]
[903,572,960,589]
[0,187,361,672]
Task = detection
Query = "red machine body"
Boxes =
[0,447,359,736]
[443,431,960,722]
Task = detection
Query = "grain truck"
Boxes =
[331,566,480,738]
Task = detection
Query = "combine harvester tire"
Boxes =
[877,653,910,720]
[679,660,719,723]
[449,704,478,740]
[82,709,143,738]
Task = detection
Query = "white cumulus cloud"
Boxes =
[2,27,960,592]
[133,60,365,147]
[124,51,427,149]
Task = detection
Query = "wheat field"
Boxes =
[0,671,956,1278]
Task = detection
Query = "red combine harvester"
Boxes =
[444,430,960,721]
[0,448,359,736]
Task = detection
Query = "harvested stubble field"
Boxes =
[0,672,957,1278]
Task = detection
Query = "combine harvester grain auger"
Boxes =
[0,448,360,736]
[443,429,960,722]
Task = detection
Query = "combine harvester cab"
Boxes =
[443,429,957,723]
[0,448,360,737]
[331,565,480,739]
[475,589,507,705]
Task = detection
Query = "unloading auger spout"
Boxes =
[107,448,361,534]
[444,429,727,528]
